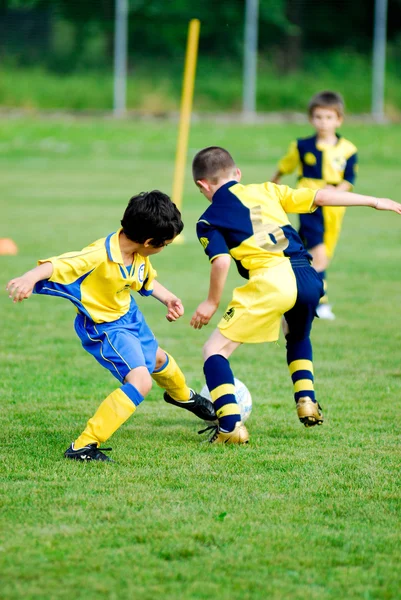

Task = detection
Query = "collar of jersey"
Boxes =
[212,180,239,201]
[105,229,125,264]
[315,133,342,149]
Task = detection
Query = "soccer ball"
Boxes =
[201,378,252,423]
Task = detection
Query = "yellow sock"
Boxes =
[152,352,191,402]
[74,384,142,449]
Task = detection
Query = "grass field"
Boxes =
[1,118,401,600]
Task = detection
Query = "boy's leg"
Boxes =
[203,263,296,443]
[152,348,215,421]
[68,310,157,461]
[284,265,324,427]
[299,209,334,319]
[202,329,249,444]
[286,334,322,427]
[309,244,334,320]
[311,206,346,320]
[66,366,151,461]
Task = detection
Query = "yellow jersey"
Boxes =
[197,181,317,278]
[278,134,358,190]
[34,229,156,323]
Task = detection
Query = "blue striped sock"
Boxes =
[204,354,241,432]
[287,337,316,404]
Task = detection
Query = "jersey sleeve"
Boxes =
[137,259,157,297]
[197,219,230,262]
[277,141,300,175]
[276,184,317,214]
[343,152,358,186]
[37,248,100,285]
[34,247,101,298]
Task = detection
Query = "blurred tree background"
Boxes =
[0,0,401,114]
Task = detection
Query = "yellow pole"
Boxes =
[172,19,200,214]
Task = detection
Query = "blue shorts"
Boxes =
[299,208,324,250]
[74,299,158,383]
[284,260,324,340]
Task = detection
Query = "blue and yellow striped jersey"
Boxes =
[34,229,157,323]
[278,134,358,190]
[197,181,317,278]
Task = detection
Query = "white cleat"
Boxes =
[316,304,336,320]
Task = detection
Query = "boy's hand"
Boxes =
[6,275,35,303]
[190,300,218,330]
[166,297,184,322]
[375,198,401,214]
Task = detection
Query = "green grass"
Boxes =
[1,118,401,599]
[1,52,401,116]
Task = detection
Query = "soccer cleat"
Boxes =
[64,443,113,462]
[199,421,249,445]
[296,397,324,427]
[316,303,336,320]
[164,390,216,421]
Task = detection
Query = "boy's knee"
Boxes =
[202,341,212,361]
[125,367,153,397]
[310,244,329,272]
[155,348,168,370]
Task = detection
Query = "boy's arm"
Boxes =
[314,189,401,213]
[271,170,283,184]
[6,262,54,303]
[151,280,184,322]
[190,255,231,330]
[270,141,299,183]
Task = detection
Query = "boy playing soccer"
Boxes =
[190,146,401,444]
[6,191,215,461]
[271,91,357,320]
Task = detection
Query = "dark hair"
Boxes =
[121,191,183,247]
[192,146,237,183]
[308,90,345,117]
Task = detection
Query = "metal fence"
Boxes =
[0,0,399,120]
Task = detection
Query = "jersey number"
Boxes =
[250,206,289,253]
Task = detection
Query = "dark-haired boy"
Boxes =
[272,91,357,320]
[191,146,401,444]
[7,191,215,461]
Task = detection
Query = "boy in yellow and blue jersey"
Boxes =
[272,91,358,320]
[190,147,401,444]
[7,191,215,461]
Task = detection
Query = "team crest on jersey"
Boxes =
[138,263,145,283]
[331,155,347,171]
[304,152,317,166]
[200,237,209,249]
[223,307,235,322]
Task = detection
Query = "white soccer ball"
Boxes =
[201,378,252,423]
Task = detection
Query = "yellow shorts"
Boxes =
[218,261,298,344]
[323,206,346,259]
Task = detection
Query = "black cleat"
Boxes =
[64,443,113,462]
[164,390,216,422]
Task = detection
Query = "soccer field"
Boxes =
[1,118,401,600]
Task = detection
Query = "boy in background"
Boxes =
[191,146,400,444]
[271,91,357,320]
[7,191,215,461]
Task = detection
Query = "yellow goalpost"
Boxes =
[172,18,200,242]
